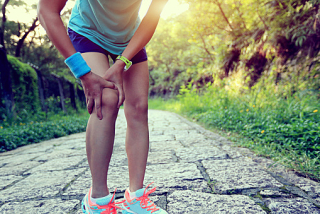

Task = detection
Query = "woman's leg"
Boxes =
[82,52,119,198]
[123,61,149,192]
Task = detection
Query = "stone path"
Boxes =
[0,110,320,213]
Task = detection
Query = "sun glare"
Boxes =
[139,0,189,19]
[7,0,188,35]
[8,0,188,22]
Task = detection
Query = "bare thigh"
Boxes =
[81,52,119,105]
[123,61,149,110]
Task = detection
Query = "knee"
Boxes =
[101,89,118,114]
[125,98,148,121]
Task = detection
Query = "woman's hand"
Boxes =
[103,60,126,108]
[80,72,115,120]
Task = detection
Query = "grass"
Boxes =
[148,82,320,181]
[0,109,89,152]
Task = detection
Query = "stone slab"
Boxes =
[149,130,164,136]
[150,134,175,142]
[170,123,193,130]
[0,198,79,213]
[149,126,178,132]
[147,150,177,164]
[143,163,209,194]
[0,153,41,167]
[28,156,86,173]
[0,139,61,156]
[264,197,320,213]
[270,170,320,196]
[260,189,290,197]
[219,145,244,159]
[167,190,266,213]
[175,147,229,163]
[174,133,207,142]
[203,158,283,193]
[0,160,40,176]
[63,169,92,196]
[0,175,22,190]
[150,140,185,151]
[34,148,86,162]
[0,169,84,202]
[162,130,189,136]
[109,150,128,167]
[114,137,126,144]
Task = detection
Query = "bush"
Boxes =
[0,115,88,152]
[1,56,41,120]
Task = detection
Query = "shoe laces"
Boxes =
[98,188,125,214]
[135,182,160,213]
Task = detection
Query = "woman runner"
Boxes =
[37,0,168,213]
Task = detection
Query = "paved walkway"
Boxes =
[0,110,319,213]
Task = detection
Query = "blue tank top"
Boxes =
[68,0,142,55]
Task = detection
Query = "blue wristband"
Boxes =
[64,52,91,78]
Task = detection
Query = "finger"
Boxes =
[103,80,115,89]
[83,87,88,103]
[117,85,125,108]
[87,97,94,114]
[95,94,103,120]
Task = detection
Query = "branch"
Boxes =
[198,33,213,60]
[15,17,39,57]
[213,0,234,32]
[235,2,247,30]
[256,9,269,30]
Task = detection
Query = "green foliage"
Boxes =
[148,0,320,96]
[0,54,85,124]
[2,55,41,120]
[149,70,320,179]
[0,113,89,152]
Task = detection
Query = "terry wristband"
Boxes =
[116,55,132,71]
[64,52,91,78]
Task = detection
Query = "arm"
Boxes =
[37,0,114,119]
[122,0,169,60]
[37,0,75,59]
[105,0,168,106]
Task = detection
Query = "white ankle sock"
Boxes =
[90,195,97,204]
[90,194,112,204]
[127,189,136,199]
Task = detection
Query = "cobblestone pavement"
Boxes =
[0,110,320,213]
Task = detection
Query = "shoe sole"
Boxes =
[81,198,87,214]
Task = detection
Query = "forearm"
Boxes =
[37,0,76,59]
[121,14,160,60]
[121,0,168,61]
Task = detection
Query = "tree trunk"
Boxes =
[1,0,11,51]
[68,81,77,111]
[77,84,86,108]
[52,74,67,114]
[0,46,14,118]
[33,66,47,112]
